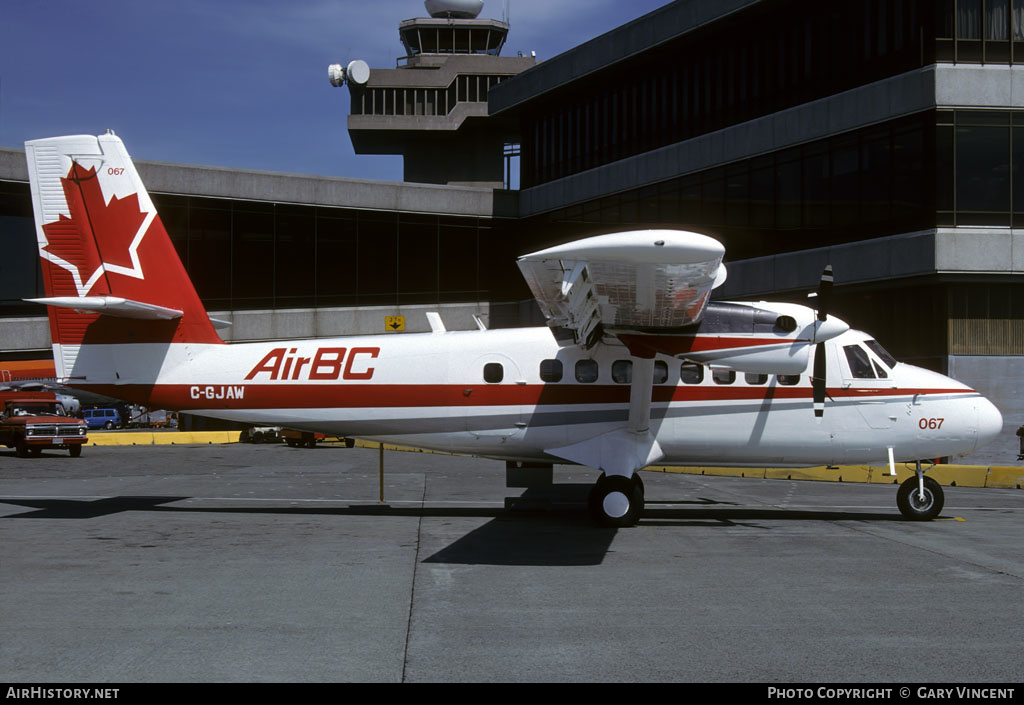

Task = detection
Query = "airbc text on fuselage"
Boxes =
[243,346,380,382]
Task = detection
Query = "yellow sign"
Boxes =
[385,315,405,332]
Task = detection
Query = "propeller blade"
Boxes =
[813,341,826,419]
[813,265,833,419]
[817,265,833,322]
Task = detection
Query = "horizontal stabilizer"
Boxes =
[546,428,665,476]
[26,296,183,320]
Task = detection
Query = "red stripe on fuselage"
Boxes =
[616,334,806,356]
[68,382,977,411]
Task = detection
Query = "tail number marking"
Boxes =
[244,347,380,381]
[191,386,245,400]
[918,417,945,430]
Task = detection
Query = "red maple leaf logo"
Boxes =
[41,162,148,296]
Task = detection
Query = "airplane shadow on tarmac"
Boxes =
[1,489,906,567]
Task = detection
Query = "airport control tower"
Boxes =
[332,0,534,187]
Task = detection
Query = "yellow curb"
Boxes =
[89,431,241,446]
[986,466,1024,489]
[653,463,1019,489]
[78,433,1024,490]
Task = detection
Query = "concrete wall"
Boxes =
[0,146,517,218]
[719,228,1024,299]
[947,355,1024,467]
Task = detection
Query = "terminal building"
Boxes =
[1,0,1021,462]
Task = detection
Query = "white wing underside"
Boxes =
[517,230,726,347]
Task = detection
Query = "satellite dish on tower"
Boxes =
[424,0,484,19]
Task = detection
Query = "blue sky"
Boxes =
[1,0,669,182]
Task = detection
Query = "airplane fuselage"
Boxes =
[64,325,1001,468]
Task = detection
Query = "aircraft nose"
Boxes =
[974,396,1003,450]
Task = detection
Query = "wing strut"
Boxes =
[544,353,664,477]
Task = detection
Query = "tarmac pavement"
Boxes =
[1,443,1021,683]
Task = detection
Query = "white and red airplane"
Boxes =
[22,133,1003,526]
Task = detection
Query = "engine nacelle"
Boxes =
[614,301,848,375]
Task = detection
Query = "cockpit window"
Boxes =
[843,345,875,379]
[872,360,888,379]
[864,339,897,368]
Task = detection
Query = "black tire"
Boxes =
[286,438,298,448]
[305,437,317,449]
[253,431,264,444]
[15,442,29,458]
[29,447,42,457]
[69,445,82,458]
[344,438,355,449]
[104,421,114,430]
[588,474,644,527]
[897,476,944,521]
[633,472,645,499]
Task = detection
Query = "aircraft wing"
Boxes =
[517,230,848,477]
[517,230,726,349]
[518,230,728,476]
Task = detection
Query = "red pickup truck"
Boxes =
[0,397,88,457]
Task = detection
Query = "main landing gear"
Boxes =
[896,461,945,521]
[587,472,645,527]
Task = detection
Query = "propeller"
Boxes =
[812,265,833,420]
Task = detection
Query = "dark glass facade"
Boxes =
[0,181,520,315]
[519,0,1024,189]
[522,110,1024,262]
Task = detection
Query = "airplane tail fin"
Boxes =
[24,133,223,379]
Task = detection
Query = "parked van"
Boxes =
[83,407,123,430]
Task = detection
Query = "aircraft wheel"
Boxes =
[588,474,644,528]
[897,476,944,521]
[633,472,645,499]
[69,445,82,458]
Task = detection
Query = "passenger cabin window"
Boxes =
[712,369,736,385]
[539,359,563,383]
[612,360,632,384]
[778,374,800,386]
[483,362,504,383]
[680,363,704,384]
[653,360,668,384]
[745,373,768,385]
[843,345,875,379]
[575,359,599,383]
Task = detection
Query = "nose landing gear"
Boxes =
[896,461,944,521]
